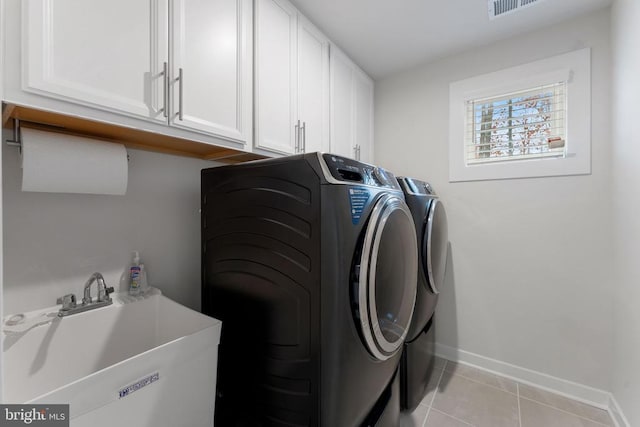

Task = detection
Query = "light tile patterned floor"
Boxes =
[400,358,614,427]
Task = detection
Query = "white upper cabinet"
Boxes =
[353,67,374,164]
[23,0,168,123]
[11,0,369,157]
[296,16,329,154]
[330,47,355,160]
[330,46,374,163]
[19,0,253,146]
[170,0,252,143]
[254,0,329,155]
[254,0,298,154]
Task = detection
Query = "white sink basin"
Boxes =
[2,289,221,427]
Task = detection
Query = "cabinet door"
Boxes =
[170,0,253,144]
[329,48,355,159]
[297,17,329,154]
[23,0,168,122]
[354,69,374,163]
[254,0,298,154]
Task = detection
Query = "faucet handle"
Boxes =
[98,285,116,303]
[57,294,77,311]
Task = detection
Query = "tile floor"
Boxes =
[399,358,614,427]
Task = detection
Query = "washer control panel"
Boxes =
[322,153,400,190]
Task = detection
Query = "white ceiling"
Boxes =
[289,0,612,79]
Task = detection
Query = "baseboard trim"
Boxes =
[608,394,631,427]
[434,343,629,425]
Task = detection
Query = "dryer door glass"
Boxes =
[423,199,449,294]
[357,194,418,361]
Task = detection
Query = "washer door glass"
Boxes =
[357,193,418,361]
[422,199,448,294]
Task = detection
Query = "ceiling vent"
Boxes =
[489,0,543,19]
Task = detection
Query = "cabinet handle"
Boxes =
[294,121,300,153]
[177,68,184,121]
[301,122,306,153]
[353,145,358,160]
[162,62,169,118]
[358,145,362,160]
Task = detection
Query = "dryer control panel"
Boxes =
[321,154,401,190]
[400,177,436,196]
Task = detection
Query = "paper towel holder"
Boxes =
[5,119,130,161]
[5,118,22,151]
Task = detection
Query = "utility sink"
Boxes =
[2,289,221,427]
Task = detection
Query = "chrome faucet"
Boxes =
[57,272,115,317]
[83,272,112,304]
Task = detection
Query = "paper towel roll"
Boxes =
[21,127,128,195]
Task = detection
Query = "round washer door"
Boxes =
[357,193,418,361]
[423,199,448,294]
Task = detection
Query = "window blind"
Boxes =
[465,82,566,165]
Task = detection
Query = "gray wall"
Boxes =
[374,9,613,390]
[611,0,640,424]
[2,137,214,315]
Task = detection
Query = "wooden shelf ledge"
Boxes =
[1,103,267,164]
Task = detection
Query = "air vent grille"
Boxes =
[489,0,542,19]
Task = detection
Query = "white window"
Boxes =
[467,82,566,165]
[449,48,590,182]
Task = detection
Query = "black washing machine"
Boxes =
[397,177,448,413]
[202,153,418,426]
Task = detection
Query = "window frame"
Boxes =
[449,48,591,182]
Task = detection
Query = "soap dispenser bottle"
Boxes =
[139,263,149,295]
[129,251,142,296]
